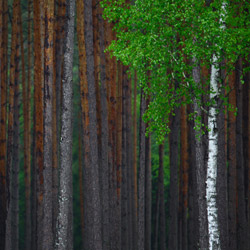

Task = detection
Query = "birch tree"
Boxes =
[206,4,227,249]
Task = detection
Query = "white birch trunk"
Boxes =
[206,3,227,249]
[206,54,220,250]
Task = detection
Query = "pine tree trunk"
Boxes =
[132,71,138,250]
[236,58,248,250]
[6,1,19,248]
[11,19,20,249]
[138,89,146,250]
[116,61,123,249]
[127,74,133,250]
[78,119,84,242]
[78,0,103,249]
[98,5,109,250]
[217,76,228,250]
[242,62,249,250]
[159,144,166,250]
[228,68,237,250]
[0,0,8,247]
[20,0,32,248]
[43,0,54,248]
[55,1,75,249]
[168,106,180,250]
[133,71,138,214]
[121,65,129,250]
[145,104,152,250]
[34,0,45,248]
[192,60,209,250]
[187,104,199,250]
[180,103,188,250]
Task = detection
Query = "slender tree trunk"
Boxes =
[20,0,32,248]
[145,101,152,250]
[242,62,249,250]
[236,58,248,250]
[93,0,102,170]
[5,1,19,248]
[26,1,32,248]
[217,75,228,250]
[116,61,123,249]
[132,71,138,250]
[192,60,209,250]
[0,0,8,247]
[228,68,237,250]
[55,1,75,249]
[168,105,180,250]
[11,17,20,249]
[78,0,103,249]
[98,5,109,250]
[127,73,133,250]
[133,71,138,213]
[138,89,146,250]
[121,64,129,250]
[180,103,188,250]
[34,0,45,248]
[247,65,250,250]
[159,144,166,250]
[78,118,84,242]
[187,104,199,250]
[43,0,54,248]
[206,54,220,250]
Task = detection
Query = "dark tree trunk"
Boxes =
[0,1,8,247]
[138,89,146,250]
[132,71,138,250]
[6,1,19,248]
[236,58,248,250]
[116,62,123,250]
[98,5,109,250]
[34,0,44,248]
[168,106,180,250]
[55,0,75,249]
[180,103,188,250]
[43,0,54,248]
[187,104,199,250]
[11,24,20,249]
[193,62,209,250]
[242,62,249,249]
[228,68,237,250]
[78,117,84,242]
[159,144,166,250]
[82,0,102,249]
[145,111,152,250]
[216,70,228,250]
[121,65,129,250]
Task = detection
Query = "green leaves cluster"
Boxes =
[102,0,250,142]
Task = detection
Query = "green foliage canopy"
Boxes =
[102,0,250,142]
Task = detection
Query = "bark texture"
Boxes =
[43,0,54,248]
[193,61,209,250]
[55,0,75,249]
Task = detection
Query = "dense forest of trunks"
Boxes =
[0,0,250,250]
